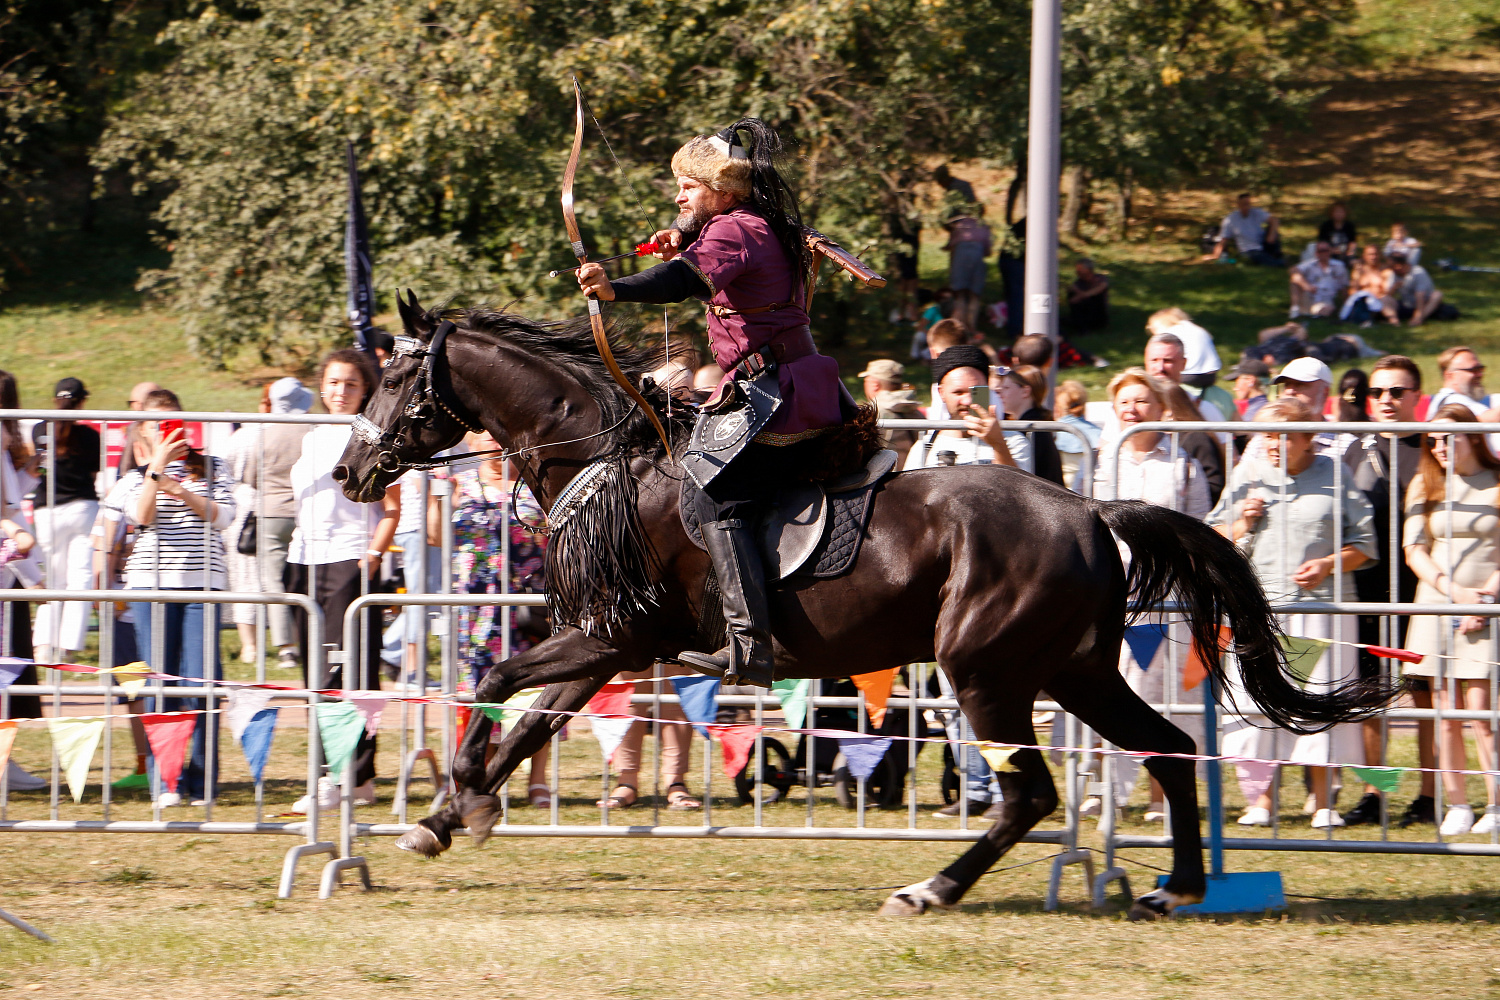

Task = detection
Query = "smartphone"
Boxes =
[157,419,185,442]
[969,384,991,412]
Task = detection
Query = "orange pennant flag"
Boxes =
[1183,626,1232,691]
[0,720,16,772]
[851,668,898,728]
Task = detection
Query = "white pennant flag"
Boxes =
[589,716,635,765]
[226,688,276,743]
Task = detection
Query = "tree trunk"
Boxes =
[1114,176,1134,240]
[1060,165,1089,237]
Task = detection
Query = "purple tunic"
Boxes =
[678,206,848,440]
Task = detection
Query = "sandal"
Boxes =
[528,784,552,809]
[596,784,637,810]
[666,783,702,811]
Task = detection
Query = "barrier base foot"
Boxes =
[319,856,372,899]
[1156,872,1286,915]
[0,907,53,943]
[1091,866,1132,908]
[278,841,336,899]
[1043,848,1096,911]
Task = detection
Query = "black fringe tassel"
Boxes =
[544,456,661,636]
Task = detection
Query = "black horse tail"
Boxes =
[1092,499,1394,735]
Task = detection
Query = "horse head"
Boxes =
[333,290,474,502]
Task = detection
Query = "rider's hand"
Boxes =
[650,228,684,261]
[577,262,615,301]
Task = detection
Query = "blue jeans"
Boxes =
[129,592,221,800]
[935,670,1002,804]
[396,528,443,644]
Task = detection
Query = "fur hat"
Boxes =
[671,126,752,198]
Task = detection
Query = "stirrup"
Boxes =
[678,644,774,688]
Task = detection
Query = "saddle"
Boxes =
[680,448,899,581]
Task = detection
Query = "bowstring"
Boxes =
[576,79,674,413]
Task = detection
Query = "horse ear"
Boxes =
[396,289,430,337]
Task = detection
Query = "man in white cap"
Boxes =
[1238,357,1342,467]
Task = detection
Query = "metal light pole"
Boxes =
[1023,0,1062,372]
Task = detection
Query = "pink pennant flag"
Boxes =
[851,668,898,728]
[708,724,763,779]
[351,698,387,735]
[140,714,197,794]
[0,721,16,772]
[586,681,635,719]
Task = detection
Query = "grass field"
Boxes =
[2,715,1498,998]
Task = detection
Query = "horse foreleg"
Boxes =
[395,627,651,859]
[881,726,1057,916]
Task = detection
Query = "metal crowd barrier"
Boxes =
[1083,418,1500,904]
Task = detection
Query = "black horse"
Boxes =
[335,296,1389,919]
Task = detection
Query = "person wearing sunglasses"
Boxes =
[1428,346,1488,419]
[1340,355,1436,827]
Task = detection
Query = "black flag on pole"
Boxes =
[344,141,376,352]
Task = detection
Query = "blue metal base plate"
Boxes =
[1156,872,1286,914]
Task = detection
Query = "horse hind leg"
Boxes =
[879,717,1058,916]
[1048,662,1206,919]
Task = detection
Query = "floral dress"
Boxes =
[451,469,548,686]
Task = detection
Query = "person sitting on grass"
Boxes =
[1340,245,1398,326]
[1207,192,1283,266]
[1289,241,1349,319]
[1388,253,1446,327]
[1383,222,1422,265]
[1064,258,1110,332]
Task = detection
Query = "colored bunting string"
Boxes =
[707,724,761,779]
[140,714,197,795]
[770,677,810,730]
[669,675,720,737]
[45,718,104,803]
[1123,622,1168,669]
[836,736,892,782]
[0,721,16,772]
[314,701,366,784]
[851,668,898,728]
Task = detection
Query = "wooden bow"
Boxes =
[561,77,675,461]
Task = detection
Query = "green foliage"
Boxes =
[90,0,1380,363]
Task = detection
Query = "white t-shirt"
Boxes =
[1294,258,1350,305]
[1219,207,1271,253]
[288,424,381,565]
[903,429,1033,474]
[1164,321,1222,376]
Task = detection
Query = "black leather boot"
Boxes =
[679,518,776,688]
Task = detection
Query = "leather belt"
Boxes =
[707,299,794,318]
[727,325,816,379]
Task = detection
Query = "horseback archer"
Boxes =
[575,119,855,689]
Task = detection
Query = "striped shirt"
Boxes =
[106,459,236,589]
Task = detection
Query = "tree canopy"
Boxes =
[0,0,1361,362]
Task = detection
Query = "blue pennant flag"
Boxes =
[837,736,893,782]
[670,675,721,737]
[239,708,279,784]
[0,657,30,689]
[1124,622,1168,670]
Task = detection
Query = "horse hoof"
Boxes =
[395,824,449,859]
[1128,887,1199,921]
[461,796,503,849]
[878,878,948,917]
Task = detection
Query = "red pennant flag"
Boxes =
[708,724,763,779]
[586,681,635,719]
[1183,626,1233,691]
[851,668,898,728]
[1366,644,1423,664]
[140,714,197,794]
[454,705,472,748]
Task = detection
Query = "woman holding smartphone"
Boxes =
[108,389,236,808]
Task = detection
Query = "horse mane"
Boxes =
[427,304,693,460]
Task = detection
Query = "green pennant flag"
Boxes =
[46,718,104,803]
[1280,635,1331,685]
[476,689,544,736]
[771,677,810,730]
[1352,766,1403,796]
[315,701,366,785]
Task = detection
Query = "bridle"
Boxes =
[349,319,645,475]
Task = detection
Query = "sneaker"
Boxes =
[352,780,376,807]
[1398,795,1436,827]
[291,776,340,814]
[1311,808,1345,829]
[189,798,209,807]
[1289,306,1302,319]
[111,771,150,791]
[1091,356,1110,369]
[4,760,47,791]
[276,647,300,671]
[1079,796,1102,817]
[933,800,989,818]
[1342,791,1383,826]
[1238,806,1272,826]
[155,791,182,808]
[1472,810,1499,836]
[1302,792,1318,816]
[1440,804,1475,836]
[1143,804,1167,823]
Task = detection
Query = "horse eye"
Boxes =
[384,378,399,391]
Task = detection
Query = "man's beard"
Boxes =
[673,203,718,239]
